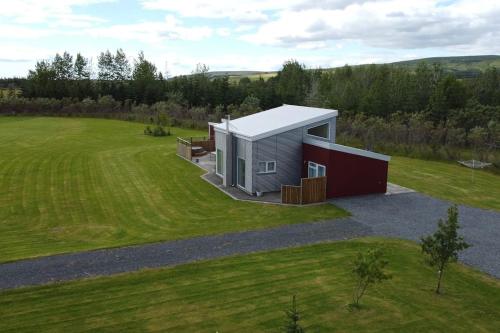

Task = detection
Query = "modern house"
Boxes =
[212,105,390,199]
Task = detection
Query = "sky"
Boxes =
[1,0,500,78]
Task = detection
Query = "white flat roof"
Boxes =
[213,104,338,141]
[304,137,391,162]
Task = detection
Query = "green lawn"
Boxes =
[1,238,498,332]
[0,117,347,262]
[389,156,500,211]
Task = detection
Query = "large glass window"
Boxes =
[308,161,326,178]
[307,123,329,139]
[216,149,224,176]
[237,157,246,188]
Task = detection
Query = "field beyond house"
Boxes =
[389,156,500,211]
[0,117,347,262]
[1,238,499,332]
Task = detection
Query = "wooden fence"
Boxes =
[281,185,302,204]
[177,136,215,160]
[281,176,327,205]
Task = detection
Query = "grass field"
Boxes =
[1,238,498,332]
[389,156,500,211]
[0,117,347,262]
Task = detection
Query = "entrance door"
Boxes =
[308,161,326,178]
[237,157,246,188]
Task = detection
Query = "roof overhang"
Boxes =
[304,137,391,162]
[213,110,338,142]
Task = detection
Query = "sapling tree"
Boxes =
[421,205,470,294]
[283,295,304,333]
[351,248,391,308]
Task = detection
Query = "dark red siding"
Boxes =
[209,124,215,140]
[302,143,388,198]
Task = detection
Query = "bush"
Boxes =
[144,125,170,137]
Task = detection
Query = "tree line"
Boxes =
[0,49,499,166]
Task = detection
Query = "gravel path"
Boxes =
[0,218,370,290]
[1,191,498,290]
[331,192,500,278]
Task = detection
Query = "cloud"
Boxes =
[216,28,231,37]
[84,15,213,43]
[241,0,500,50]
[140,0,297,22]
[0,0,111,27]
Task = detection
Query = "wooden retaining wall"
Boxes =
[281,176,327,205]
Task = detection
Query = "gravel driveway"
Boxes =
[0,192,499,290]
[331,192,500,278]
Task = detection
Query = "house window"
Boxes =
[308,161,326,178]
[216,149,224,176]
[257,161,277,174]
[307,123,330,139]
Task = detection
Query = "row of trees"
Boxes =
[1,50,499,164]
[337,106,499,164]
[7,51,500,121]
[23,50,165,104]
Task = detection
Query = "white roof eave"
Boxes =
[303,137,391,162]
[214,110,338,141]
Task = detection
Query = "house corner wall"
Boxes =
[302,143,388,198]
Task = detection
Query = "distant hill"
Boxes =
[389,55,500,78]
[204,55,500,81]
[205,70,277,82]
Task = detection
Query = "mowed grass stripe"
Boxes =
[0,116,347,262]
[389,156,500,211]
[1,239,498,332]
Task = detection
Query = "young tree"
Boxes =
[421,205,470,294]
[52,52,74,80]
[277,60,310,105]
[97,50,115,81]
[351,248,391,308]
[114,48,131,81]
[238,95,261,116]
[283,295,304,333]
[27,60,57,97]
[74,53,91,80]
[131,51,162,104]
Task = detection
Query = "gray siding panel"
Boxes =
[252,128,303,193]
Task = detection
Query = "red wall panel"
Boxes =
[302,143,388,198]
[209,125,215,140]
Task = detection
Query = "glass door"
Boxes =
[237,157,245,188]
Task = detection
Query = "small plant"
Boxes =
[144,125,153,135]
[351,248,391,309]
[421,205,470,294]
[283,295,304,333]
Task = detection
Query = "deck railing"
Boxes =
[176,136,215,160]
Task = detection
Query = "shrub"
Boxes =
[144,125,170,137]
